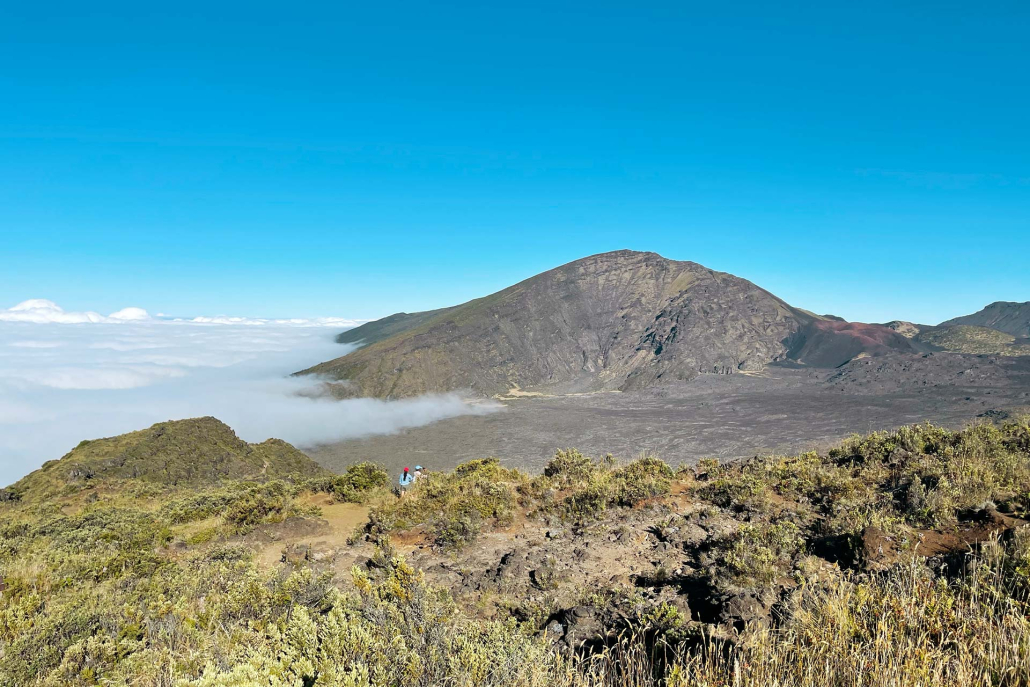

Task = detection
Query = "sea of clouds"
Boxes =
[0,299,502,486]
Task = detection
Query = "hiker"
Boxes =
[413,465,424,481]
[398,467,414,496]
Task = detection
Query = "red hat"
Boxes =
[403,467,410,471]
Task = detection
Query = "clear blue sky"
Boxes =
[2,1,1027,324]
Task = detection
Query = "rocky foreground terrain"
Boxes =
[3,415,1030,686]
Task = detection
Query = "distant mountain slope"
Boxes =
[915,325,1030,356]
[336,306,460,346]
[301,250,914,399]
[301,251,815,398]
[941,302,1030,338]
[6,417,327,500]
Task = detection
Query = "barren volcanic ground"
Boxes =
[306,353,1030,476]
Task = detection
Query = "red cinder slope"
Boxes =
[788,320,916,368]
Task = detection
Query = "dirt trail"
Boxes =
[253,493,370,569]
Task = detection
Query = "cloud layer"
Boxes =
[0,299,368,328]
[0,299,151,324]
[0,301,501,486]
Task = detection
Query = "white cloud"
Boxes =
[0,299,370,328]
[0,299,122,324]
[108,307,150,321]
[180,315,366,327]
[0,302,501,486]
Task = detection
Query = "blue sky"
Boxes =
[1,1,1027,325]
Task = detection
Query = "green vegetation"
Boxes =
[364,457,524,547]
[700,420,1030,533]
[361,451,673,550]
[639,531,1030,687]
[6,417,327,503]
[2,417,1029,685]
[306,462,390,504]
[0,482,382,685]
[552,451,673,518]
[161,480,308,530]
[720,521,804,586]
[917,324,1030,356]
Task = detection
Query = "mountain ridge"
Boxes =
[5,416,327,501]
[301,250,914,398]
[940,301,1030,338]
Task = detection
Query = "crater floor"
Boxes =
[306,361,1030,476]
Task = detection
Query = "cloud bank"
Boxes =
[0,301,501,486]
[0,299,368,328]
[0,299,151,324]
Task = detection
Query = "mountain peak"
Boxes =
[302,252,907,398]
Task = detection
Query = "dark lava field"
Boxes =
[307,352,1030,476]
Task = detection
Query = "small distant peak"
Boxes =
[155,416,231,430]
[8,416,323,500]
[884,320,920,338]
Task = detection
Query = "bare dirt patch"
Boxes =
[250,493,370,569]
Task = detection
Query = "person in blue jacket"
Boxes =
[398,466,414,496]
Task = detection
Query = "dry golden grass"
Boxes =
[557,531,1030,687]
[4,419,1030,686]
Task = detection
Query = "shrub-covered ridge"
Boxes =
[1,417,1029,685]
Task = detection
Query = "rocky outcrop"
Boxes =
[884,320,921,338]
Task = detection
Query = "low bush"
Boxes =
[307,461,389,503]
[544,448,594,486]
[698,419,1030,535]
[554,452,674,518]
[223,481,297,531]
[720,520,805,587]
[432,513,482,550]
[367,457,525,549]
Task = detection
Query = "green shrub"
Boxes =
[4,419,1030,687]
[223,481,296,531]
[366,458,525,547]
[544,448,593,486]
[555,453,673,518]
[185,527,219,545]
[703,421,1030,535]
[308,461,389,503]
[721,520,804,587]
[432,513,482,550]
